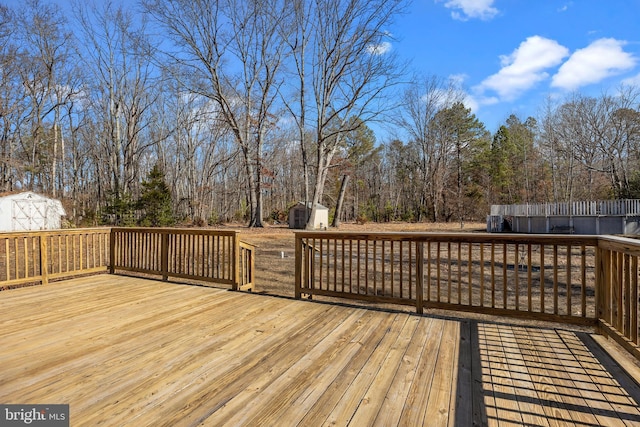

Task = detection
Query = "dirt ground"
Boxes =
[234,221,487,297]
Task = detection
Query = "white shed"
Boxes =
[0,192,66,231]
[289,202,329,230]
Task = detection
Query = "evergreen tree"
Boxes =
[102,191,137,226]
[138,165,175,227]
[432,102,487,226]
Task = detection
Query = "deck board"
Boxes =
[1,275,640,426]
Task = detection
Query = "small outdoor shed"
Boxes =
[289,202,329,230]
[0,192,66,231]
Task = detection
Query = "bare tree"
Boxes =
[74,1,157,223]
[283,0,405,229]
[143,0,290,227]
[0,4,20,192]
[395,75,464,221]
[542,88,640,202]
[12,0,73,193]
[151,81,238,223]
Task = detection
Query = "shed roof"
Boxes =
[292,201,328,210]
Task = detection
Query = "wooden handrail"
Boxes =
[110,227,255,291]
[295,232,600,323]
[238,241,256,291]
[0,227,255,292]
[0,228,111,289]
[595,235,640,360]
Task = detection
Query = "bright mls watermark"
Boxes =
[0,405,69,426]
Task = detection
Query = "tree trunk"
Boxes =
[332,174,350,228]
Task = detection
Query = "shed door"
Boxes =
[294,209,305,228]
[12,200,47,231]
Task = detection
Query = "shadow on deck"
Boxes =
[1,275,639,426]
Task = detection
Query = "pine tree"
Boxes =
[138,165,175,227]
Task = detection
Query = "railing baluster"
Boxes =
[479,243,484,307]
[447,242,451,304]
[436,242,441,302]
[540,245,545,314]
[390,241,394,297]
[334,238,338,293]
[553,245,559,315]
[373,240,378,297]
[502,243,507,309]
[457,243,462,305]
[567,245,572,316]
[399,241,404,299]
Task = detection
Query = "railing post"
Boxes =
[109,229,116,275]
[161,231,169,281]
[249,245,255,290]
[416,241,424,315]
[232,232,239,291]
[40,234,48,285]
[595,245,608,334]
[295,234,302,299]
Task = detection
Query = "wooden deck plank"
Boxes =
[482,324,525,426]
[557,330,640,427]
[241,310,382,426]
[397,317,446,425]
[470,320,490,427]
[541,329,614,426]
[422,320,461,427]
[183,308,379,426]
[373,317,440,426]
[347,316,421,426]
[242,312,409,427]
[292,312,406,426]
[511,327,580,426]
[319,313,410,426]
[1,275,640,426]
[3,290,287,411]
[259,314,417,426]
[495,326,551,427]
[451,319,473,427]
[0,284,245,395]
[477,324,500,426]
[538,329,624,427]
[80,297,324,426]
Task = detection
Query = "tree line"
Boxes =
[1,0,639,228]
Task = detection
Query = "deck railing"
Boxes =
[597,236,640,359]
[110,228,255,291]
[295,232,600,324]
[0,227,255,292]
[0,228,110,288]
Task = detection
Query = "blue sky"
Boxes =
[389,0,640,133]
[5,0,638,137]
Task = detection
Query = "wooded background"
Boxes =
[1,0,639,228]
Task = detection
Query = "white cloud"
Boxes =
[477,36,569,100]
[437,0,499,21]
[367,41,392,55]
[448,73,468,85]
[622,72,640,86]
[551,38,637,90]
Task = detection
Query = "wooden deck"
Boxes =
[1,276,640,426]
